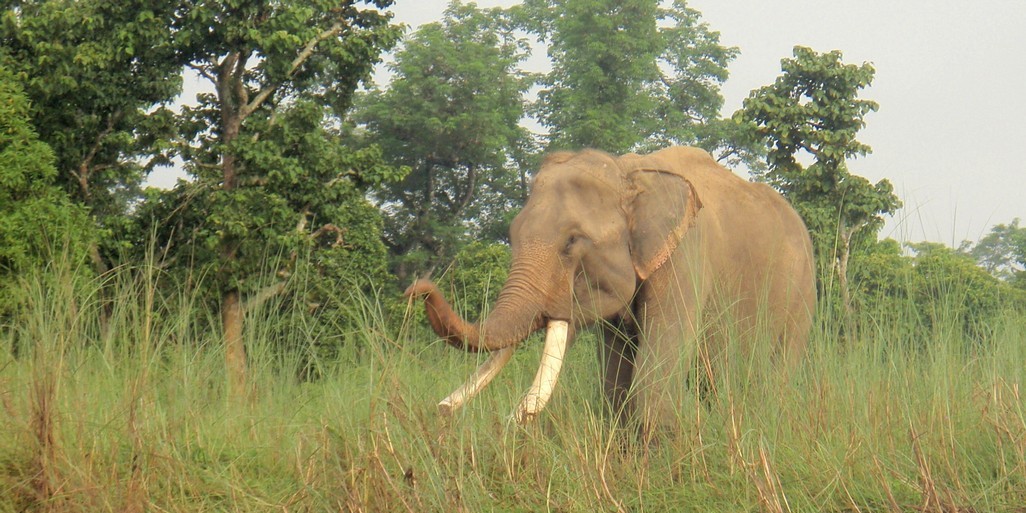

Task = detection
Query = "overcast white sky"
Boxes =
[155,0,1026,246]
[379,0,1026,246]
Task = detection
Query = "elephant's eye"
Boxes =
[563,234,583,255]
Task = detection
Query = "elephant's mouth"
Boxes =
[437,319,572,423]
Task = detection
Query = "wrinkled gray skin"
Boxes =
[407,146,816,434]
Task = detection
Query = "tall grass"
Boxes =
[1,259,1024,512]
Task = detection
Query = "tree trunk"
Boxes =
[215,51,248,398]
[222,288,247,397]
[89,243,113,336]
[837,223,853,340]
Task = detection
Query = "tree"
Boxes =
[849,238,912,308]
[0,67,91,316]
[356,1,533,281]
[0,0,183,274]
[520,0,747,160]
[164,0,402,395]
[647,1,753,163]
[968,218,1026,285]
[524,0,660,153]
[906,241,1026,338]
[737,46,901,311]
[850,239,1026,340]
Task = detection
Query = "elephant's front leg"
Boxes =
[631,276,704,439]
[598,318,637,422]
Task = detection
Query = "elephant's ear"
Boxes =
[626,169,703,281]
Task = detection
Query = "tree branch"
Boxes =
[191,162,222,170]
[311,223,346,248]
[233,52,250,109]
[241,22,345,119]
[76,112,122,200]
[455,164,477,215]
[188,62,217,83]
[244,281,288,311]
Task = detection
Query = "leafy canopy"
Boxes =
[968,218,1026,285]
[519,0,745,159]
[0,66,91,314]
[0,0,182,235]
[738,46,901,260]
[155,0,403,293]
[356,1,533,279]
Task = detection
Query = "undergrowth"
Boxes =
[1,261,1024,512]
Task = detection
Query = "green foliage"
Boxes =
[174,0,399,115]
[850,238,912,303]
[158,0,402,302]
[907,242,1026,336]
[519,0,751,161]
[442,241,512,315]
[0,66,91,315]
[738,47,900,235]
[523,0,662,152]
[140,101,396,310]
[0,0,183,268]
[850,238,1026,340]
[356,1,533,280]
[740,47,875,178]
[737,46,901,307]
[968,218,1026,284]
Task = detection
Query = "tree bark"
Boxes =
[217,51,247,397]
[222,288,247,397]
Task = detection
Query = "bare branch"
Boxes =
[244,281,288,311]
[311,223,346,248]
[241,22,345,119]
[187,62,217,84]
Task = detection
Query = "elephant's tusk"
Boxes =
[437,346,515,416]
[513,320,570,424]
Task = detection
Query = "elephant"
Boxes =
[405,145,815,433]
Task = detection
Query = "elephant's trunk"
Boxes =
[406,267,573,422]
[404,273,547,353]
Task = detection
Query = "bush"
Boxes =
[440,241,512,317]
[850,239,1026,342]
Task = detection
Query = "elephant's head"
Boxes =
[406,149,702,419]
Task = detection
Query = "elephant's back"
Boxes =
[627,146,815,353]
[623,145,809,245]
[639,146,760,201]
[660,147,813,288]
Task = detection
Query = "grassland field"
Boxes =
[1,263,1025,512]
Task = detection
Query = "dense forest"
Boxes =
[2,1,1025,511]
